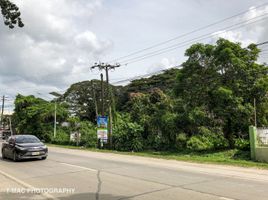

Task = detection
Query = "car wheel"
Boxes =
[41,156,47,160]
[13,151,19,162]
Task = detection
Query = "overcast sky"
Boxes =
[1,0,268,111]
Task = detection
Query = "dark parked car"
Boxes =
[1,135,48,161]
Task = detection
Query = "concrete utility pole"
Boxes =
[49,92,63,138]
[254,98,257,127]
[0,95,7,128]
[54,102,57,138]
[91,80,99,119]
[100,73,105,116]
[9,117,13,136]
[91,63,120,148]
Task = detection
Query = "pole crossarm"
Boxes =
[91,62,120,71]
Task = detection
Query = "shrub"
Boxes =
[113,113,144,151]
[51,129,70,145]
[234,138,250,150]
[79,121,97,148]
[186,134,214,151]
[146,133,165,151]
[176,132,187,150]
[186,127,228,151]
[199,126,228,149]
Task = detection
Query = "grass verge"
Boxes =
[47,143,268,170]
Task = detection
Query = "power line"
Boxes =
[120,14,268,65]
[256,41,268,46]
[111,65,182,85]
[108,2,268,63]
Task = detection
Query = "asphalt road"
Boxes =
[1,142,268,200]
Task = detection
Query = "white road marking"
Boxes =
[59,162,97,172]
[219,197,235,200]
[0,168,59,200]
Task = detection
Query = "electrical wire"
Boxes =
[120,14,268,65]
[111,65,182,85]
[108,2,268,63]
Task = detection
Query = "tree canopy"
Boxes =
[174,38,268,147]
[13,94,68,140]
[11,39,268,151]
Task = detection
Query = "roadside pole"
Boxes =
[0,95,5,128]
[9,117,13,136]
[254,98,257,127]
[100,73,104,148]
[91,63,120,149]
[54,102,57,138]
[91,80,98,119]
[105,67,113,148]
[100,73,105,116]
[49,92,63,138]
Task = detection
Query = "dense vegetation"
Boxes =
[13,39,268,152]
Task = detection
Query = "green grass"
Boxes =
[47,143,268,169]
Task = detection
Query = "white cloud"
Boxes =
[210,5,268,47]
[1,0,268,102]
[147,57,178,73]
[212,30,255,46]
[74,31,113,56]
[0,0,111,97]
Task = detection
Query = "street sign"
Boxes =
[97,116,108,143]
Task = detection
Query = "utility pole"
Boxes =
[49,92,63,138]
[54,102,57,138]
[100,73,105,116]
[91,63,120,148]
[9,117,13,136]
[91,80,99,119]
[254,98,257,127]
[0,95,6,128]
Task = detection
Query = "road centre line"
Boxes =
[219,197,235,200]
[59,162,98,172]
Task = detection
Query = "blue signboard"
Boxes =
[97,116,108,129]
[97,116,108,143]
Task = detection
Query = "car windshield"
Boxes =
[15,135,40,144]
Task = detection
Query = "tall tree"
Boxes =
[13,94,68,140]
[174,38,268,147]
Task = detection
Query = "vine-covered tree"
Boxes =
[174,38,268,147]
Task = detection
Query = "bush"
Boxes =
[79,121,97,148]
[176,132,187,150]
[234,138,250,150]
[51,129,70,145]
[113,113,144,151]
[186,127,228,151]
[186,135,214,151]
[146,134,164,151]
